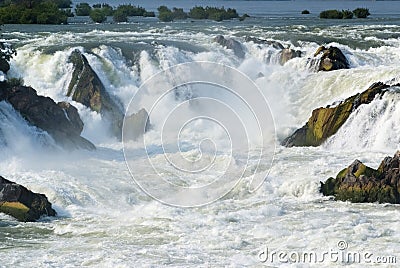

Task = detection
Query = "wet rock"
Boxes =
[0,176,56,222]
[321,151,400,204]
[282,82,395,147]
[214,35,245,59]
[279,48,302,65]
[0,85,95,150]
[313,46,349,71]
[67,49,124,139]
[0,59,10,74]
[244,36,284,50]
[123,108,151,141]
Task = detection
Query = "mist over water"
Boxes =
[1,2,400,266]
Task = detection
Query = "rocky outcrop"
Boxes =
[282,82,395,147]
[321,151,400,204]
[67,49,124,138]
[313,46,349,71]
[0,176,56,222]
[244,36,284,50]
[214,35,245,59]
[279,48,302,65]
[123,108,151,141]
[0,85,95,150]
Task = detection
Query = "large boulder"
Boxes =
[279,48,302,65]
[67,49,124,138]
[0,85,95,150]
[313,46,349,71]
[282,82,395,147]
[214,35,245,59]
[321,151,400,204]
[0,176,56,222]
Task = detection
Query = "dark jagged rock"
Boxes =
[0,59,10,74]
[244,36,284,50]
[67,49,124,138]
[313,46,349,71]
[0,85,95,150]
[279,48,302,65]
[321,151,400,204]
[0,176,56,222]
[214,35,245,59]
[123,108,151,141]
[282,82,395,147]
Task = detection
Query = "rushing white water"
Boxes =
[1,15,400,267]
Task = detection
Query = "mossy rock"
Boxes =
[282,82,393,147]
[320,151,400,204]
[0,176,56,222]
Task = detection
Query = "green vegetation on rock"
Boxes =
[320,152,400,204]
[75,2,91,16]
[320,8,370,19]
[157,5,240,22]
[282,82,394,147]
[353,8,370,18]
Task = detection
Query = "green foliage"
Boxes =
[113,4,147,22]
[342,9,353,19]
[172,7,187,20]
[188,6,207,19]
[301,10,310,14]
[75,2,91,16]
[5,77,24,88]
[89,8,106,23]
[157,6,173,22]
[99,3,113,16]
[319,9,343,19]
[113,8,127,22]
[188,6,239,21]
[62,8,74,17]
[0,1,68,24]
[54,0,71,8]
[353,8,370,18]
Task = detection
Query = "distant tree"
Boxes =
[320,9,343,19]
[90,8,106,23]
[54,0,71,8]
[188,6,207,19]
[342,10,353,19]
[157,6,173,22]
[353,8,370,18]
[75,2,91,16]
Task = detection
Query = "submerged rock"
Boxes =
[214,35,245,59]
[313,46,349,71]
[282,82,395,147]
[279,48,302,65]
[0,85,95,150]
[0,176,56,222]
[67,49,124,138]
[321,151,400,204]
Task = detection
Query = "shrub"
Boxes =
[188,6,207,19]
[90,8,106,23]
[100,4,113,16]
[172,7,187,20]
[75,2,91,16]
[54,0,72,8]
[157,6,173,22]
[353,8,370,18]
[320,9,343,19]
[113,8,127,22]
[342,10,353,19]
[301,10,310,14]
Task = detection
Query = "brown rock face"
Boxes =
[282,82,394,147]
[313,46,349,71]
[0,85,95,150]
[0,176,56,222]
[321,151,400,204]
